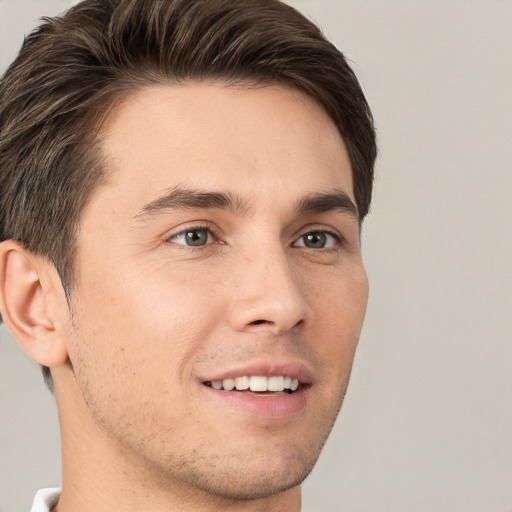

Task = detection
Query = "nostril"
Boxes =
[250,319,267,326]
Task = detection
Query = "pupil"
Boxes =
[186,229,207,246]
[305,232,326,248]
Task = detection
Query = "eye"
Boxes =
[169,227,213,247]
[293,231,338,249]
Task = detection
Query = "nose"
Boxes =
[227,244,311,335]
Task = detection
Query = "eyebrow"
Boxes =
[297,191,359,220]
[134,186,250,220]
[134,186,358,221]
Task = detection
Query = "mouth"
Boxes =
[200,363,313,418]
[203,375,302,395]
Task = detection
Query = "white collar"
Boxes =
[30,488,61,512]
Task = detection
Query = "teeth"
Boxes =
[268,376,284,392]
[223,378,235,391]
[235,376,250,390]
[208,376,301,392]
[249,376,268,392]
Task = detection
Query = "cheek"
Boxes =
[65,259,234,449]
[69,257,224,387]
[308,265,368,373]
[310,261,368,329]
[66,288,206,440]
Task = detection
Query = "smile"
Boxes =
[204,375,300,393]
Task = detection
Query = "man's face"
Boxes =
[64,83,368,499]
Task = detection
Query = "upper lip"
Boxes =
[200,360,314,384]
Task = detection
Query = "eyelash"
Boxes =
[167,226,344,252]
[293,228,343,250]
[166,222,219,247]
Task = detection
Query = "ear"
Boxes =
[0,240,69,367]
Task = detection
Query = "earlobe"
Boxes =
[0,240,69,367]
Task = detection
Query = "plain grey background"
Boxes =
[1,1,511,511]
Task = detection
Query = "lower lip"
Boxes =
[202,385,311,419]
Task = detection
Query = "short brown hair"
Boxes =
[0,0,377,386]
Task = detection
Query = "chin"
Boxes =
[165,438,325,501]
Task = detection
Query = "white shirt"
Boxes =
[30,488,61,512]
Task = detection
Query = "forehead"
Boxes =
[92,83,353,217]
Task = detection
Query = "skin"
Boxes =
[1,83,369,512]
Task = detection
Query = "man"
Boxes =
[0,0,376,510]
